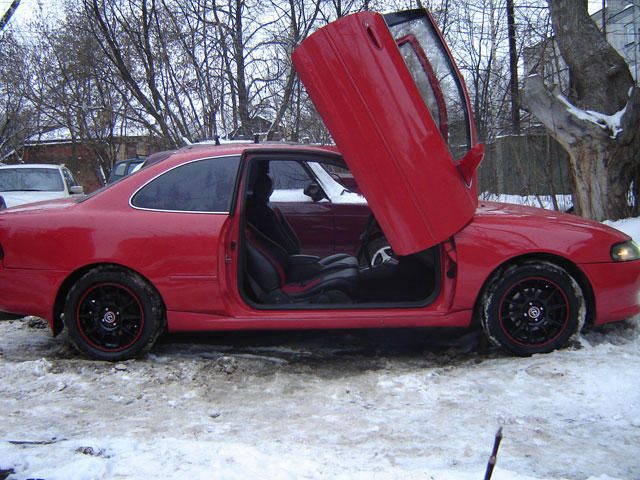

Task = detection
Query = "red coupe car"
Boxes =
[0,10,639,361]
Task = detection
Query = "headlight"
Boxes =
[611,240,640,262]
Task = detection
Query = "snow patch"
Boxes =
[1,316,640,479]
[604,216,640,243]
[479,193,573,211]
[557,93,627,139]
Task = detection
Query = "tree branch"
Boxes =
[523,74,609,150]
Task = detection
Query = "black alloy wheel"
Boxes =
[64,267,165,361]
[481,261,585,356]
[76,283,144,352]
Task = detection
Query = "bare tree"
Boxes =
[19,4,136,178]
[524,0,640,220]
[160,0,224,140]
[82,0,183,143]
[0,31,35,162]
[444,0,510,142]
[0,0,21,31]
[506,0,520,133]
[263,0,322,140]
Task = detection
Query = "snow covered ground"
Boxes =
[480,193,573,212]
[1,217,639,480]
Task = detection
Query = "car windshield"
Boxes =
[0,168,64,192]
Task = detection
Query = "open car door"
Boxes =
[292,9,483,256]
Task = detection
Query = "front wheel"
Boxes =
[480,261,586,356]
[63,267,165,361]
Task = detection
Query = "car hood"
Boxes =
[0,196,79,214]
[0,191,67,208]
[467,201,630,263]
[474,201,624,235]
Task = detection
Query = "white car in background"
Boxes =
[0,164,84,209]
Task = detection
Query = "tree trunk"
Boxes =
[506,0,520,133]
[523,0,640,221]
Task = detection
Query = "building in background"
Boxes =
[3,130,169,192]
[526,1,640,84]
[593,0,640,80]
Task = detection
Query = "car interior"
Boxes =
[239,157,441,308]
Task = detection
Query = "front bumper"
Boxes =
[580,260,640,324]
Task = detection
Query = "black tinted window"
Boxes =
[132,156,240,212]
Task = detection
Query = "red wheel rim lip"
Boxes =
[76,282,145,353]
[498,276,570,348]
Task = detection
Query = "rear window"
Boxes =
[0,168,64,192]
[131,156,240,213]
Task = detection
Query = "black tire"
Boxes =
[63,267,165,361]
[480,260,586,356]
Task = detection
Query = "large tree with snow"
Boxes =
[524,0,640,221]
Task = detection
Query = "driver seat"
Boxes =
[244,223,358,304]
[246,172,301,255]
[247,172,358,269]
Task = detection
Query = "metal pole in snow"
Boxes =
[483,427,503,480]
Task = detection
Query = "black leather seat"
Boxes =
[246,172,358,269]
[246,172,301,255]
[244,224,357,304]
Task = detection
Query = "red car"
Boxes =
[0,10,639,361]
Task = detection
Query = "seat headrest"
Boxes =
[253,173,274,202]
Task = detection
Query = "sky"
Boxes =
[1,0,43,25]
[1,0,610,24]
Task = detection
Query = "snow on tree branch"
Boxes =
[556,93,626,140]
[525,73,640,148]
[523,74,609,149]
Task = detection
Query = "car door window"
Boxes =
[126,161,144,174]
[387,13,472,161]
[132,156,240,213]
[62,167,79,188]
[113,162,127,177]
[268,160,318,202]
[269,160,314,189]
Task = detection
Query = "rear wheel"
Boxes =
[63,267,165,361]
[480,261,585,356]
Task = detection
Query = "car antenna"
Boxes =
[214,135,221,146]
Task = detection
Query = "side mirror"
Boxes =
[69,186,85,195]
[457,143,484,187]
[303,182,325,202]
